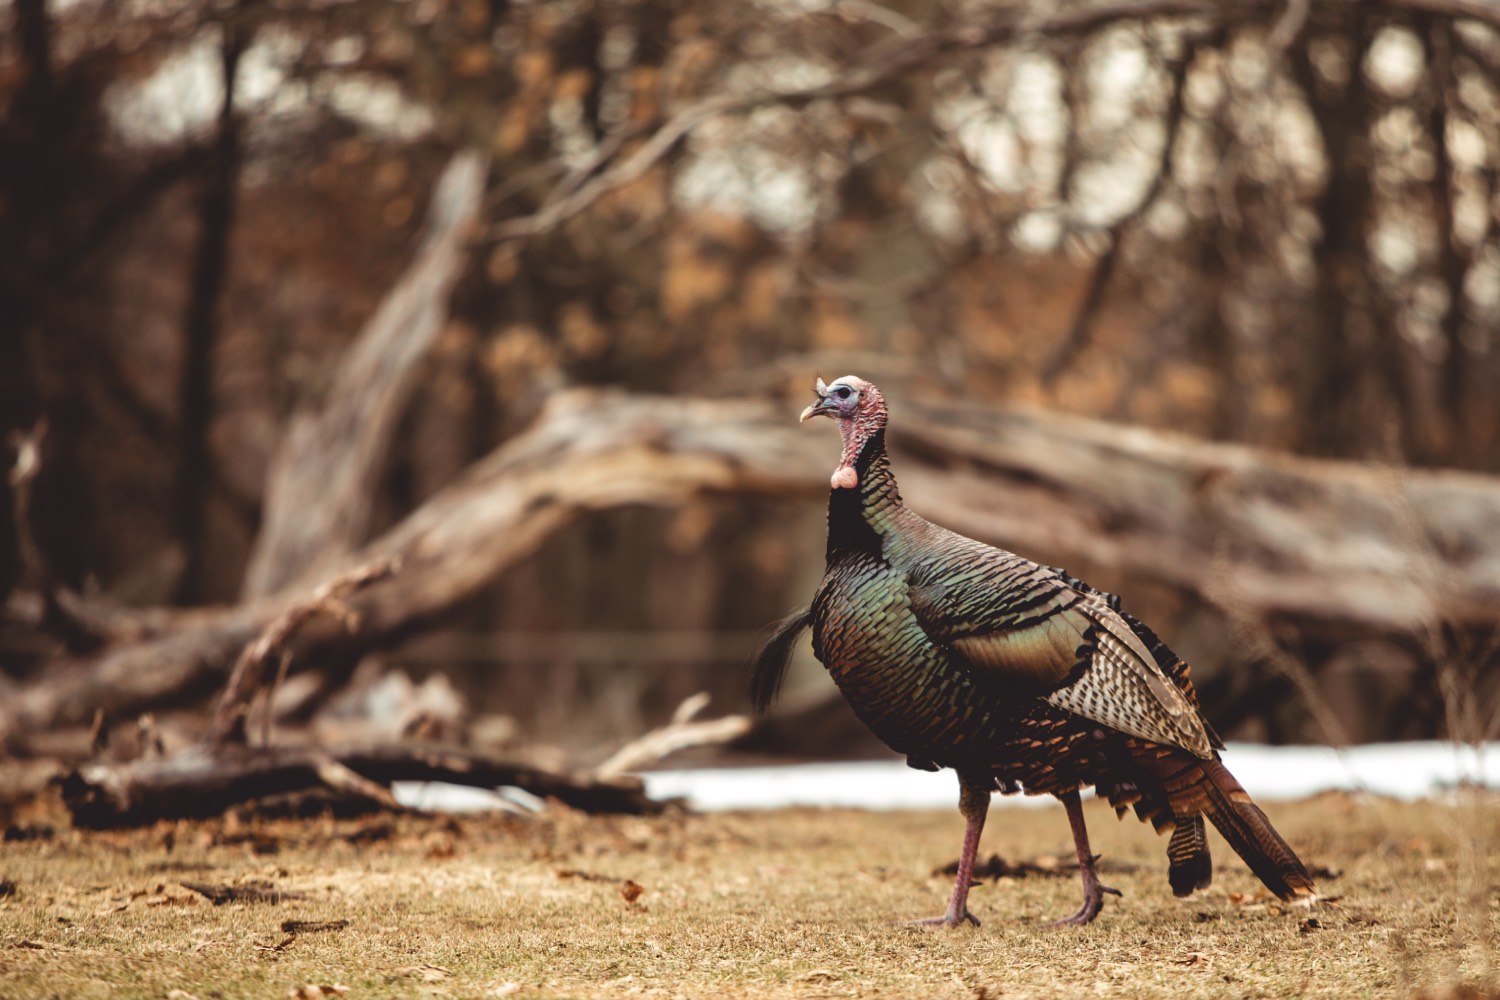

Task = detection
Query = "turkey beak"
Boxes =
[800,397,836,422]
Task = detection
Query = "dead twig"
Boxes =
[594,692,752,779]
[87,707,108,758]
[310,755,402,811]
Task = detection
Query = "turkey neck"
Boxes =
[826,428,904,560]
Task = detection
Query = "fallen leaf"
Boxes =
[1299,917,1322,933]
[288,985,349,998]
[621,880,645,905]
[0,879,16,898]
[395,964,452,982]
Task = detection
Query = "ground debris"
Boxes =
[288,984,349,998]
[181,880,305,905]
[1228,887,1274,910]
[555,868,648,908]
[932,851,1138,881]
[0,878,15,898]
[257,933,297,953]
[393,963,452,982]
[281,919,349,934]
[555,868,626,883]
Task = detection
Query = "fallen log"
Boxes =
[0,390,823,746]
[896,401,1500,630]
[57,741,664,828]
[5,389,1499,744]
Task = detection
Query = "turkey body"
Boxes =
[756,376,1316,926]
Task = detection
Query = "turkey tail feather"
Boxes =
[1167,816,1212,897]
[750,608,812,713]
[1199,758,1316,900]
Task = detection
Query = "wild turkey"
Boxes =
[753,375,1316,926]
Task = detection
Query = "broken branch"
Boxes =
[206,557,399,747]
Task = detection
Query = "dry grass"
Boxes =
[0,791,1496,999]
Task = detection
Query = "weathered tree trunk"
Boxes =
[240,152,488,599]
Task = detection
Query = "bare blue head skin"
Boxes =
[800,375,888,490]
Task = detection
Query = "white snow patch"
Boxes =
[392,742,1499,814]
[643,742,1500,812]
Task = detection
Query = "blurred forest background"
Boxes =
[3,0,1500,774]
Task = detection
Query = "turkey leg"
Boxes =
[1053,788,1123,925]
[910,775,989,928]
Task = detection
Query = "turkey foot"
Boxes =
[1052,790,1121,926]
[1051,867,1122,926]
[906,906,980,929]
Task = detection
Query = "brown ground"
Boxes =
[0,791,1496,999]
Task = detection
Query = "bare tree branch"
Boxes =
[490,1,1224,243]
[1265,0,1312,61]
[1041,27,1209,385]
